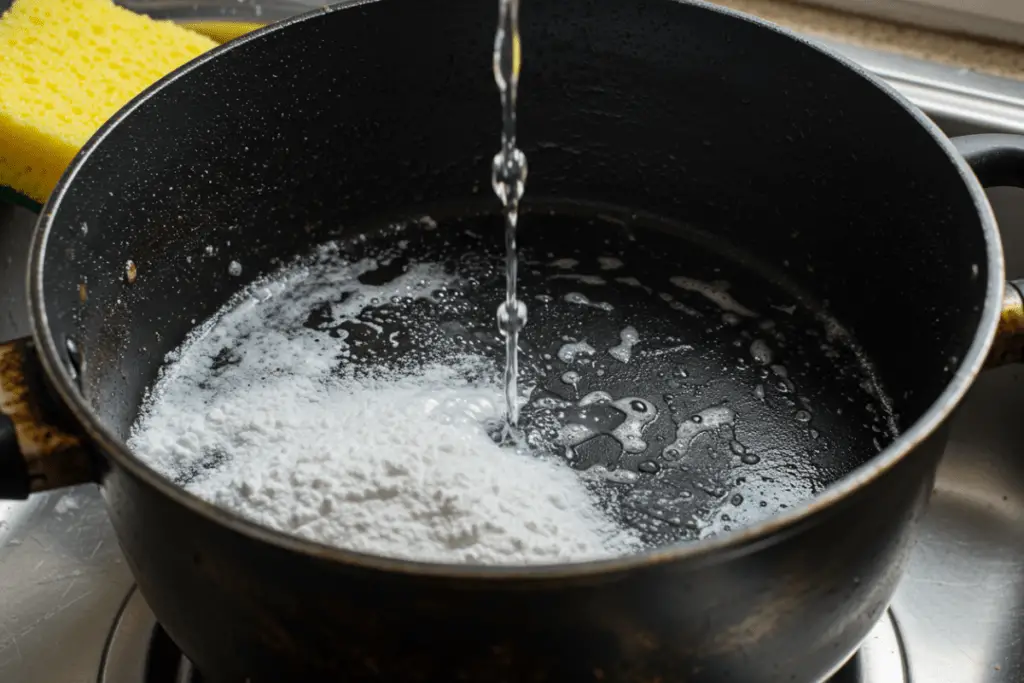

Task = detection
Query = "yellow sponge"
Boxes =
[0,0,219,203]
[183,21,266,44]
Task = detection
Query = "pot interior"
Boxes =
[36,0,990,544]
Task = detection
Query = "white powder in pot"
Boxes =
[129,248,640,565]
[169,366,637,564]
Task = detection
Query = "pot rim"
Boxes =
[26,0,1005,579]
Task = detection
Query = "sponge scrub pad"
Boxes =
[0,0,218,203]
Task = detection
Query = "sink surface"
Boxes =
[892,161,1024,680]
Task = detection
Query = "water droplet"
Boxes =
[608,326,640,363]
[564,291,613,311]
[491,147,528,204]
[557,340,595,363]
[598,256,624,270]
[549,258,578,269]
[662,406,735,460]
[497,299,527,335]
[551,273,607,286]
[750,339,773,365]
[579,391,612,406]
[638,460,660,474]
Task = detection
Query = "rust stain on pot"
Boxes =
[987,282,1024,368]
[0,339,95,492]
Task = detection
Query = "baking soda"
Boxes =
[128,245,640,565]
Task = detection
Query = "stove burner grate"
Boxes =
[100,587,908,683]
[100,588,197,683]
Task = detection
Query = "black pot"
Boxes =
[3,0,1024,681]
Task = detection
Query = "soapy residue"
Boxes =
[557,340,597,363]
[558,391,658,456]
[662,405,736,461]
[564,291,614,312]
[129,250,642,565]
[669,276,755,317]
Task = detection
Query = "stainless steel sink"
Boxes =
[802,0,1024,48]
[804,44,1024,681]
[891,139,1024,681]
[3,26,1024,683]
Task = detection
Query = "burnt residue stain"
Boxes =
[304,301,335,331]
[357,255,410,286]
[175,448,230,486]
[210,346,243,373]
[0,339,94,492]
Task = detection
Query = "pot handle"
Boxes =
[953,134,1024,188]
[952,134,1024,368]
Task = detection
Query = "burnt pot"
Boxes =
[3,0,1024,681]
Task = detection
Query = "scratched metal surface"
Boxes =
[4,37,1024,683]
[0,204,134,683]
[0,488,130,683]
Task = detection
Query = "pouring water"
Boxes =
[492,0,528,431]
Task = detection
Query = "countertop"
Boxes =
[710,0,1024,80]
